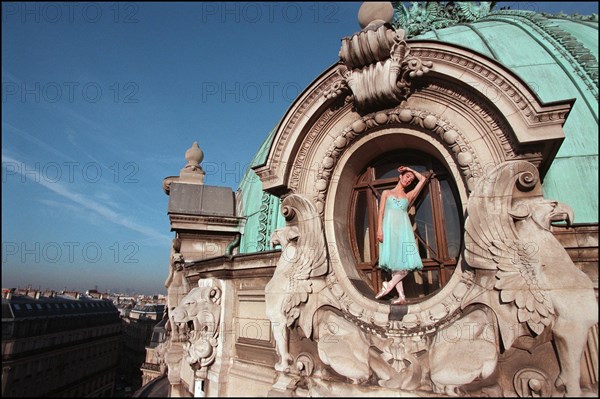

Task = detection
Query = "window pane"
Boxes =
[354,190,371,262]
[414,188,437,258]
[440,179,461,259]
[350,149,463,302]
[403,268,439,298]
[375,160,399,180]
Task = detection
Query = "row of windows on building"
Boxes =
[4,318,121,348]
[12,300,113,312]
[4,339,119,397]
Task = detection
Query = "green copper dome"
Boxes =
[236,126,285,254]
[237,3,598,254]
[398,3,598,223]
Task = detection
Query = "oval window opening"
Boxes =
[349,149,463,301]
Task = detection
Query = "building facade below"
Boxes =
[1,290,121,397]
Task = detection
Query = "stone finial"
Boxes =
[358,1,394,29]
[185,141,204,167]
[179,141,205,184]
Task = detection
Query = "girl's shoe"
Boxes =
[375,282,390,299]
[391,295,407,305]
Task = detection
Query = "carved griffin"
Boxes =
[170,278,222,368]
[265,194,328,372]
[458,161,598,396]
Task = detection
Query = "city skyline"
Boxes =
[3,2,598,295]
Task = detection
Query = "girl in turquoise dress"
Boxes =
[375,166,426,304]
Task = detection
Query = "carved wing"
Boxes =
[279,195,327,327]
[464,161,555,342]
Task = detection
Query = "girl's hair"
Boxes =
[399,168,418,191]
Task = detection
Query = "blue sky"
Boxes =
[2,2,598,295]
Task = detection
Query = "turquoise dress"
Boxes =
[379,196,423,272]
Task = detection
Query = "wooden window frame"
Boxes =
[348,151,463,300]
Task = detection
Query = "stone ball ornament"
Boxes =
[357,1,394,29]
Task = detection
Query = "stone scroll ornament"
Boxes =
[450,160,598,397]
[325,19,432,113]
[265,194,328,372]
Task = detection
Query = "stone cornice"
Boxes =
[410,44,573,131]
[253,68,341,194]
[168,213,243,232]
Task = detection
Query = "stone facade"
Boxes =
[147,3,598,397]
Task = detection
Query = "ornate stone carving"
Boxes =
[265,194,328,371]
[333,22,433,112]
[322,72,349,101]
[264,162,598,396]
[171,278,222,372]
[459,160,599,396]
[289,106,341,192]
[257,72,340,187]
[257,41,571,196]
[314,107,482,216]
[429,307,499,396]
[422,80,518,158]
[162,278,223,396]
[165,238,189,341]
[410,47,572,127]
[315,309,417,389]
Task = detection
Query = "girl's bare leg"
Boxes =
[375,272,404,299]
[392,271,409,304]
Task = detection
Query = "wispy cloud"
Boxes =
[4,122,164,217]
[2,122,77,163]
[3,153,172,243]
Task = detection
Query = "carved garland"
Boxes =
[314,107,483,216]
[423,82,543,164]
[324,267,476,333]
